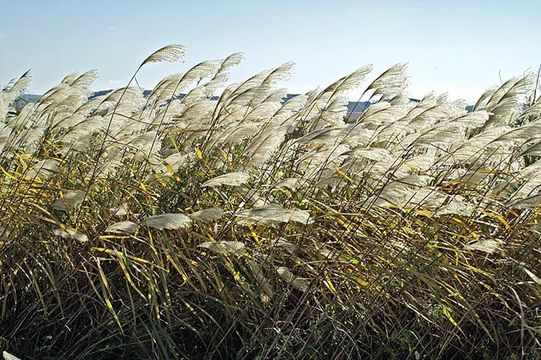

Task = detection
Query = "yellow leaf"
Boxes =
[442,306,460,329]
[163,162,181,181]
[334,166,353,182]
[164,163,176,176]
[402,225,415,235]
[415,209,433,218]
[452,217,479,239]
[195,147,203,160]
[481,210,510,230]
[324,274,337,294]
[248,225,261,245]
[140,181,148,192]
[355,276,369,287]
[98,235,131,240]
[219,149,229,162]
[0,165,17,180]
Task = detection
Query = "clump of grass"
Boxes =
[1,44,540,359]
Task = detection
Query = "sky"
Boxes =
[0,0,540,102]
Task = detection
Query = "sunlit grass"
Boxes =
[0,45,540,359]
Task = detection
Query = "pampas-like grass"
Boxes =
[142,213,192,230]
[188,208,225,222]
[105,221,139,234]
[141,44,186,65]
[1,44,540,359]
[202,171,250,187]
[235,204,313,225]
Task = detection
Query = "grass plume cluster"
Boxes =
[1,44,540,359]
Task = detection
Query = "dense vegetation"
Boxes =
[1,45,540,359]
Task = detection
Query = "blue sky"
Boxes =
[1,0,540,102]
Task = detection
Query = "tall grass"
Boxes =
[1,45,540,359]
